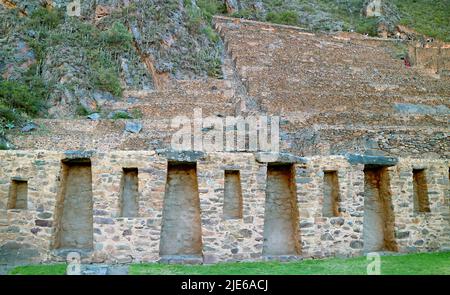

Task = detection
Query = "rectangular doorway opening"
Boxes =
[54,159,93,250]
[223,170,243,219]
[263,163,300,256]
[363,165,397,252]
[7,179,28,209]
[159,162,202,259]
[120,168,139,217]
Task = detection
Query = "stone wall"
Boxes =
[409,46,450,76]
[0,151,448,265]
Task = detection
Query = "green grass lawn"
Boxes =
[8,252,450,275]
[8,263,67,275]
[130,252,450,275]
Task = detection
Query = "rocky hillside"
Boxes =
[0,0,448,148]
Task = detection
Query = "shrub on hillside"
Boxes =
[266,10,299,26]
[100,22,133,50]
[0,78,48,139]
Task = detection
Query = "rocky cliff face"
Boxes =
[0,0,223,119]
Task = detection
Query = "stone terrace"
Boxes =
[7,17,449,160]
[215,16,450,158]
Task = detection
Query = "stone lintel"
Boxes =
[346,153,398,166]
[157,149,206,163]
[255,152,308,164]
[11,176,28,181]
[63,150,95,163]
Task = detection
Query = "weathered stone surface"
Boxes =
[346,154,398,166]
[157,149,206,162]
[0,242,40,265]
[94,217,114,225]
[93,91,116,106]
[350,240,364,249]
[37,212,52,219]
[160,163,202,257]
[63,150,95,161]
[321,233,334,241]
[81,265,108,275]
[394,103,449,115]
[363,166,396,252]
[300,221,314,228]
[35,220,52,227]
[396,231,410,239]
[20,122,38,133]
[125,122,142,134]
[240,229,252,238]
[56,161,94,249]
[330,217,345,226]
[263,164,300,256]
[87,113,101,121]
[255,152,308,164]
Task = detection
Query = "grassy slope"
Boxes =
[8,252,450,275]
[394,0,450,41]
[233,0,449,41]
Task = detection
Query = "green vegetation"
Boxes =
[9,263,67,275]
[5,6,132,98]
[111,112,133,120]
[131,109,144,119]
[0,5,134,135]
[229,0,449,40]
[100,22,133,50]
[394,0,450,41]
[230,0,381,34]
[266,10,299,26]
[8,252,450,275]
[391,42,409,59]
[28,8,132,97]
[130,252,450,275]
[27,6,63,30]
[0,8,53,140]
[355,17,380,37]
[75,104,92,117]
[0,75,48,142]
[196,0,227,22]
[182,0,224,78]
[0,80,45,120]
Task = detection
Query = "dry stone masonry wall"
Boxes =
[0,151,448,265]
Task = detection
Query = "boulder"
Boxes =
[21,122,38,132]
[125,122,142,133]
